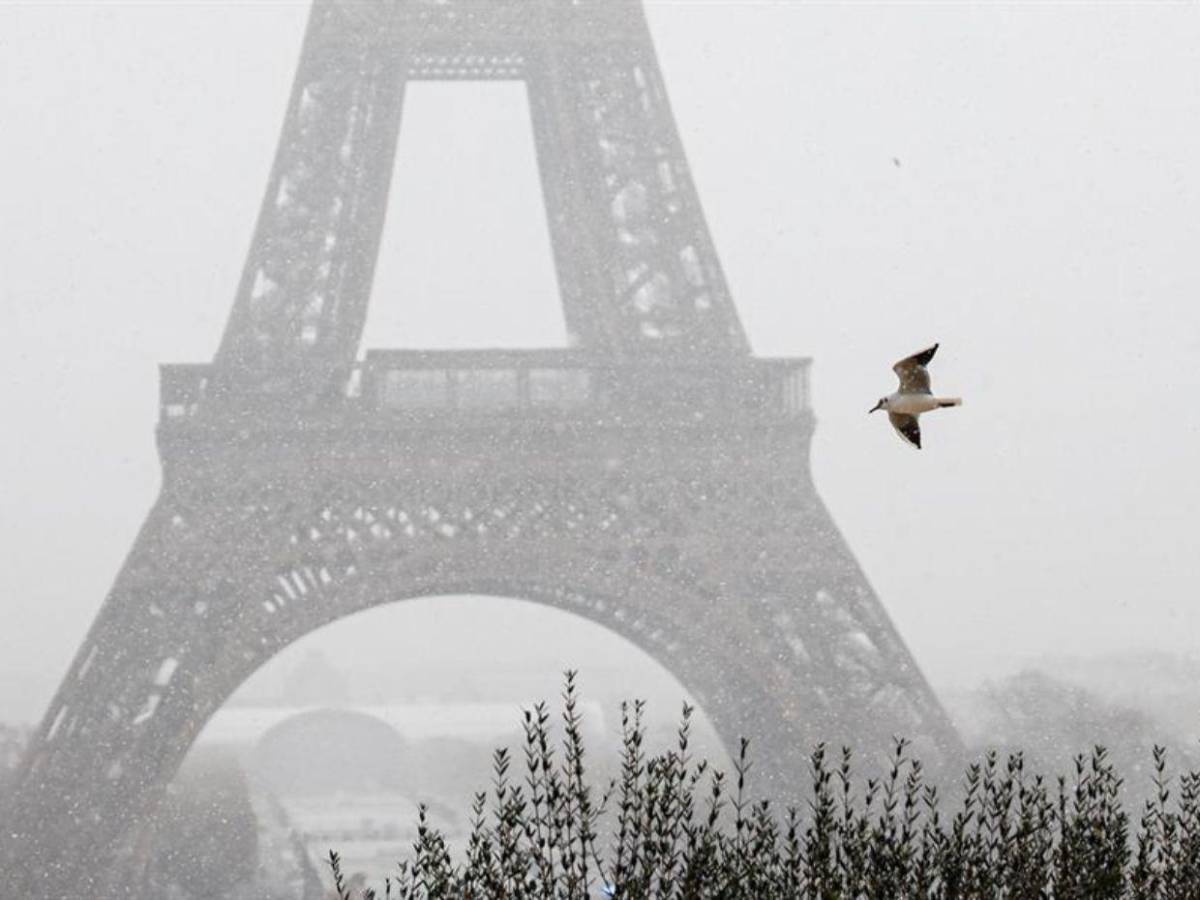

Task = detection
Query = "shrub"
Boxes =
[326,673,1200,899]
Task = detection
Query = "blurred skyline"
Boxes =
[2,1,1199,724]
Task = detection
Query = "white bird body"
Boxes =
[869,344,961,449]
[882,392,945,416]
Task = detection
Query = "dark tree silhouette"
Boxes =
[150,750,259,900]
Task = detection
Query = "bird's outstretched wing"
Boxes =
[888,412,921,449]
[893,343,938,394]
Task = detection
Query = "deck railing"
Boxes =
[160,350,810,424]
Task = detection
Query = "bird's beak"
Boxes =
[868,401,883,414]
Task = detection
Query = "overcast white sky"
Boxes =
[2,1,1199,725]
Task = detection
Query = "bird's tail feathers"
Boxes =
[938,398,963,408]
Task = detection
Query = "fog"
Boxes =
[4,1,1200,893]
[3,1,1198,726]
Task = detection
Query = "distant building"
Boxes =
[248,708,409,796]
[0,724,27,779]
[199,699,606,748]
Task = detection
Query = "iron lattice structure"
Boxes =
[1,1,960,894]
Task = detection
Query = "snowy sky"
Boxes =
[2,1,1199,724]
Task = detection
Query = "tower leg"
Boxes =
[0,496,287,896]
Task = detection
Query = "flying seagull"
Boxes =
[869,343,961,449]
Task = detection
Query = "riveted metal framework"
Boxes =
[214,0,747,406]
[1,2,959,895]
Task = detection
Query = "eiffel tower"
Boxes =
[1,0,960,894]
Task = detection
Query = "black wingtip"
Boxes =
[914,343,939,366]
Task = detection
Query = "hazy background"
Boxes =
[2,1,1199,729]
